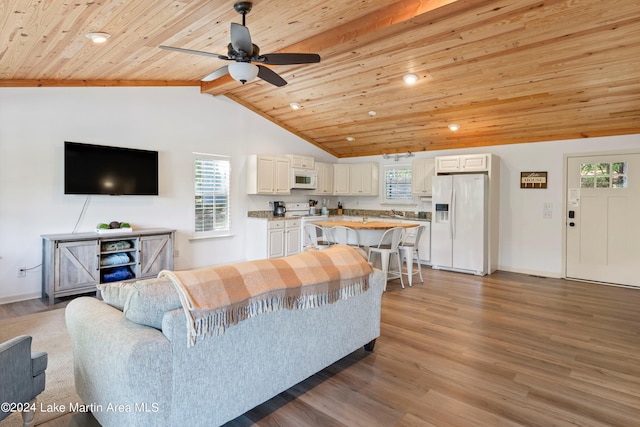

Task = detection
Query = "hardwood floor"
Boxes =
[3,269,639,426]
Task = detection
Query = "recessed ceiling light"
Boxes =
[448,123,460,131]
[403,73,419,84]
[290,102,301,110]
[368,111,376,117]
[86,32,111,43]
[346,137,355,142]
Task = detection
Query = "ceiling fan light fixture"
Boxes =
[228,62,259,84]
[448,123,460,131]
[403,73,419,84]
[86,32,111,44]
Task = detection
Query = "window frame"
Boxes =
[382,163,414,205]
[193,152,231,238]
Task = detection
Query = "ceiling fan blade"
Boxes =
[201,66,229,82]
[260,53,321,65]
[230,22,252,54]
[159,45,228,60]
[257,65,287,87]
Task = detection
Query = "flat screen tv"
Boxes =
[64,141,159,195]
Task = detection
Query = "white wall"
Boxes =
[1,86,638,302]
[342,134,640,277]
[0,86,335,302]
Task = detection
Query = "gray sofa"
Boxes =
[65,265,384,427]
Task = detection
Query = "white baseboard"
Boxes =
[496,265,561,279]
[0,292,42,305]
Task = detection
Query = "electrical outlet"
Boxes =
[174,250,180,258]
[17,267,26,278]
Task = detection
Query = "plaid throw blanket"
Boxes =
[159,244,373,346]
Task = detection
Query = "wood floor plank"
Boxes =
[7,267,639,427]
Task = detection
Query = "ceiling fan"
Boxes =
[159,1,321,86]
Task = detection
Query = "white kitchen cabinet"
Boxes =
[436,153,490,173]
[287,154,315,170]
[333,163,378,196]
[246,155,291,195]
[284,219,301,256]
[312,162,334,195]
[333,164,351,195]
[411,158,436,196]
[267,221,286,258]
[247,218,301,260]
[349,163,378,195]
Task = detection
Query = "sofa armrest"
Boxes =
[65,297,173,426]
[31,351,48,377]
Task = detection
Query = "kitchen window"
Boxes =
[383,165,413,204]
[194,153,231,237]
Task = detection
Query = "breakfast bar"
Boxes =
[311,220,421,286]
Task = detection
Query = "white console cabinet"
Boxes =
[41,228,175,305]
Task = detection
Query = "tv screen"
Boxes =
[64,141,159,195]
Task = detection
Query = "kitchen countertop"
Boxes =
[247,210,431,222]
[312,220,419,230]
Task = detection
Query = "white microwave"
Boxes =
[291,168,317,189]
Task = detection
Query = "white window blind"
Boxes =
[384,165,413,203]
[194,153,230,236]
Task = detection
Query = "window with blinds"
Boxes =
[194,153,230,236]
[384,165,413,203]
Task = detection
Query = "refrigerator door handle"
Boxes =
[450,186,455,240]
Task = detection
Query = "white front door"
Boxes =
[565,153,640,287]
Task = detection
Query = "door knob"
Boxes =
[569,222,575,227]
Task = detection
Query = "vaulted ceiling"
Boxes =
[1,0,639,157]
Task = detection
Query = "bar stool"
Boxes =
[303,224,332,250]
[399,225,426,286]
[329,225,362,248]
[367,227,405,291]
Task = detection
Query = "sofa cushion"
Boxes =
[123,277,182,330]
[98,281,135,311]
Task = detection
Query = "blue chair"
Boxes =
[0,335,47,427]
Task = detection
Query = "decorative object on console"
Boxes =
[96,221,132,233]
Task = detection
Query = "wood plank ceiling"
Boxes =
[1,0,639,158]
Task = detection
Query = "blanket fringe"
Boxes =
[188,278,369,346]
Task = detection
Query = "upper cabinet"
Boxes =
[287,154,315,170]
[349,163,378,195]
[411,158,436,197]
[247,155,291,195]
[436,153,490,173]
[333,164,350,195]
[313,162,334,195]
[333,163,378,196]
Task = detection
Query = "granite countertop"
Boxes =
[247,209,431,222]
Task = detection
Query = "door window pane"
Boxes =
[579,162,627,189]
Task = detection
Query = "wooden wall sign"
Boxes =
[520,171,548,188]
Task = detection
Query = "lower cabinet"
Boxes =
[41,228,175,304]
[247,218,301,260]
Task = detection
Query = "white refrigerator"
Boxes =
[431,174,488,275]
